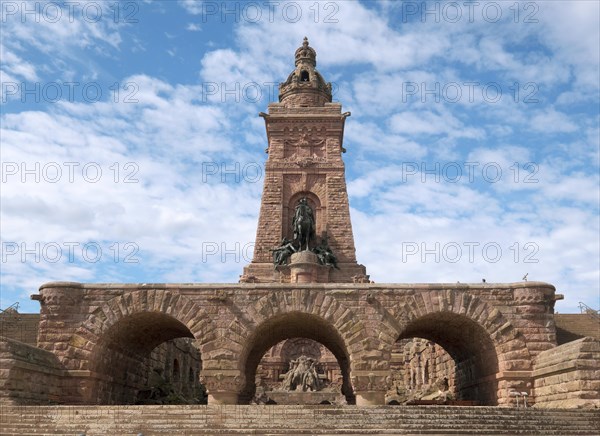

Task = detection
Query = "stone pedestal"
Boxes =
[289,251,320,283]
[202,370,243,405]
[355,391,386,405]
[208,392,238,405]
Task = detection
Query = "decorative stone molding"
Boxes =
[201,370,244,393]
[351,371,393,392]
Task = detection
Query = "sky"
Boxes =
[0,0,598,314]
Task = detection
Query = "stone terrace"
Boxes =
[0,405,599,435]
[23,280,558,406]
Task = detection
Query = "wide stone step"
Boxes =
[0,405,598,435]
[0,429,597,435]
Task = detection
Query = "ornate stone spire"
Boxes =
[279,37,332,107]
[295,36,317,67]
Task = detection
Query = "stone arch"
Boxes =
[378,289,532,405]
[232,289,376,403]
[398,312,499,404]
[240,311,354,403]
[66,290,217,404]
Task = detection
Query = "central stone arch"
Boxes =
[239,311,354,403]
[232,289,374,404]
[65,290,217,404]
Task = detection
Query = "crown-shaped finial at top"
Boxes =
[295,36,317,67]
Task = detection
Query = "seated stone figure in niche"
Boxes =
[271,237,297,267]
[312,235,340,269]
[280,355,322,392]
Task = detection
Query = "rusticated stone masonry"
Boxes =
[17,280,558,407]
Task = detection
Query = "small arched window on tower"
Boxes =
[300,70,309,82]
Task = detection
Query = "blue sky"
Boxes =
[1,0,598,314]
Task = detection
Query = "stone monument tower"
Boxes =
[242,37,367,284]
[1,39,597,422]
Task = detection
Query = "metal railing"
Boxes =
[578,301,599,320]
[0,302,20,314]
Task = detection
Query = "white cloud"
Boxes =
[4,2,123,53]
[179,0,205,15]
[530,108,578,133]
[476,37,570,86]
[345,121,427,161]
[349,70,439,115]
[1,1,125,87]
[2,0,598,316]
[539,1,600,89]
[1,74,264,311]
[350,165,599,313]
[389,109,485,139]
[186,23,201,32]
[466,146,537,192]
[0,44,39,81]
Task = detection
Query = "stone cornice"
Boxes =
[38,281,556,291]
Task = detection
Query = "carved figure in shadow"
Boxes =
[292,198,315,251]
[280,355,321,392]
[271,237,297,267]
[312,235,340,269]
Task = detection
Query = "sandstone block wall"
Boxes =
[0,337,64,404]
[388,338,456,403]
[26,281,559,406]
[533,337,600,409]
[139,337,204,403]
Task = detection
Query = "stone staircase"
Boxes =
[555,314,600,345]
[1,405,599,435]
[0,312,39,345]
